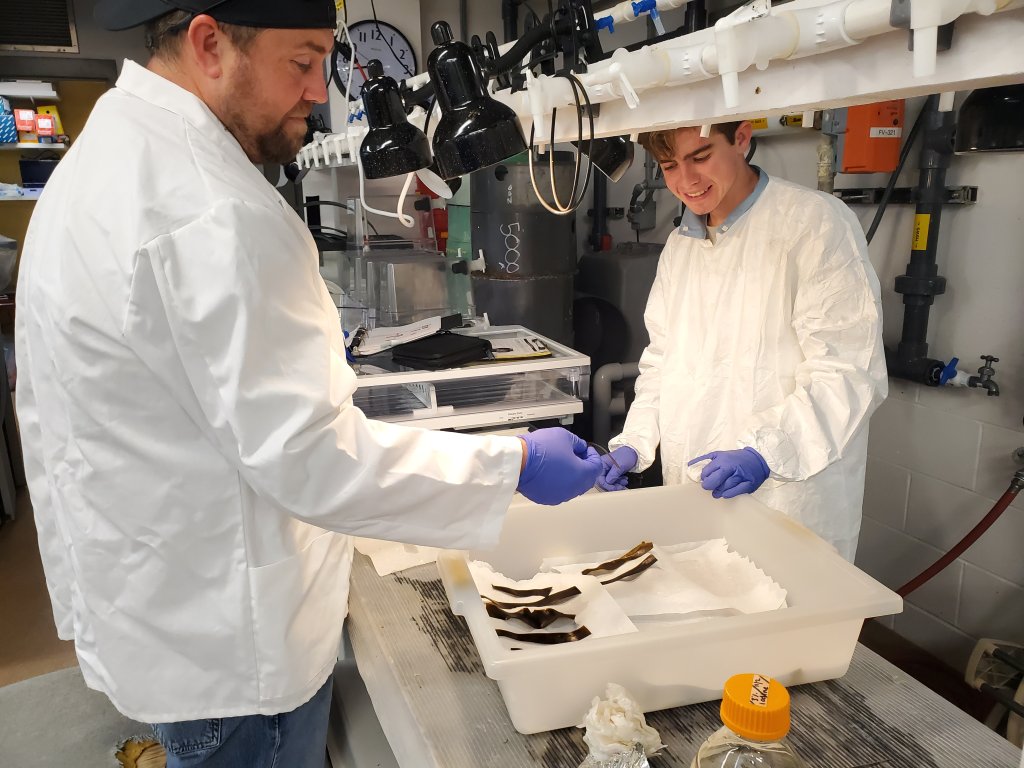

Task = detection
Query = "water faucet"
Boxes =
[968,355,1000,396]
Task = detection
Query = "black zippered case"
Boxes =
[391,332,492,370]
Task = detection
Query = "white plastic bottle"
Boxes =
[691,673,807,768]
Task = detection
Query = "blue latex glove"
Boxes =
[343,330,355,363]
[596,446,638,492]
[687,447,770,499]
[517,428,603,505]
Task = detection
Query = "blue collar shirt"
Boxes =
[677,165,770,243]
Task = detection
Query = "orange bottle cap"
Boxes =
[720,673,791,742]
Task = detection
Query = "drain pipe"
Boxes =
[885,96,956,387]
[590,172,610,251]
[592,362,640,448]
[501,0,517,43]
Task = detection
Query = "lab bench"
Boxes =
[329,552,1021,768]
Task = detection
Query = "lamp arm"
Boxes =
[485,19,569,77]
[401,13,577,110]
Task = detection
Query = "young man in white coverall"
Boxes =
[15,1,602,765]
[596,121,888,563]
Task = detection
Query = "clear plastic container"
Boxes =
[691,674,807,768]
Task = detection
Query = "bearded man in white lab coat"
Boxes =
[14,1,601,765]
[596,121,888,562]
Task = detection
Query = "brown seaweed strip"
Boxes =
[485,603,576,629]
[495,626,592,644]
[581,541,654,576]
[600,554,658,585]
[482,586,582,608]
[490,584,553,598]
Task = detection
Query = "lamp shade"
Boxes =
[575,135,635,182]
[954,84,1024,154]
[359,60,432,179]
[427,21,527,179]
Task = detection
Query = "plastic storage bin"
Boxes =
[438,484,902,734]
[352,326,588,430]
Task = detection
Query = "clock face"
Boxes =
[335,20,417,101]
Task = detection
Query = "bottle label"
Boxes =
[749,674,771,707]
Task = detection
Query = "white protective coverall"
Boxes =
[15,61,524,722]
[610,172,887,561]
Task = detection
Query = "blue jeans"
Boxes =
[150,675,333,768]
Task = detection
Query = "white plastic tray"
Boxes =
[438,484,902,734]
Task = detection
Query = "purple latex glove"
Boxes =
[517,428,603,505]
[596,446,638,492]
[687,447,770,499]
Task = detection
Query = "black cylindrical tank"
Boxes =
[470,152,577,344]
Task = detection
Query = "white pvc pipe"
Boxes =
[384,0,1019,158]
[913,23,939,77]
[404,72,431,90]
[910,0,1002,76]
[787,1,859,58]
[518,0,1019,120]
[714,12,799,105]
[598,0,692,28]
[843,0,894,40]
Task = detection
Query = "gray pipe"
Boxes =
[592,362,640,448]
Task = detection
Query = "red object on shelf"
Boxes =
[14,109,36,132]
[35,114,56,137]
[432,208,448,252]
[414,178,449,252]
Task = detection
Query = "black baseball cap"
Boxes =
[95,0,337,32]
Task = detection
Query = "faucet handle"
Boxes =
[980,355,999,365]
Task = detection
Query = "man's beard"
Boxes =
[224,106,309,165]
[251,115,309,164]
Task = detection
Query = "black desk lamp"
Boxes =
[427,21,528,179]
[359,60,433,179]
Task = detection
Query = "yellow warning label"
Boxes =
[912,214,931,251]
[749,117,769,130]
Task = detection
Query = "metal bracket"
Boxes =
[586,206,625,219]
[834,186,978,205]
[889,0,957,52]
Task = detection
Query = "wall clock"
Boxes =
[334,19,417,101]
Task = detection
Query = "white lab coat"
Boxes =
[610,175,887,561]
[15,61,523,722]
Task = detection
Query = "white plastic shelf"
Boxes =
[352,325,589,431]
[0,189,42,201]
[0,143,66,151]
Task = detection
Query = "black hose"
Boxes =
[423,97,437,137]
[486,17,571,76]
[330,42,349,100]
[403,81,435,112]
[866,95,936,244]
[528,72,594,215]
